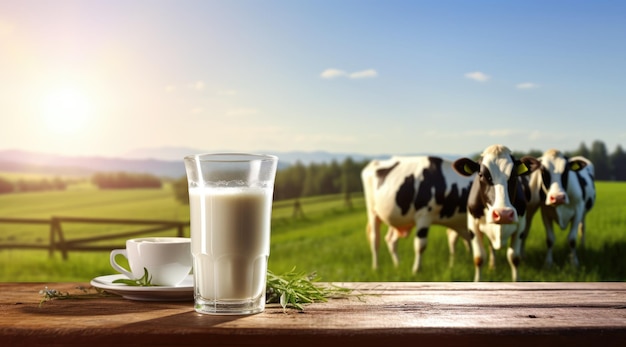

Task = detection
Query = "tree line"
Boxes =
[273,157,366,200]
[0,177,67,194]
[512,140,626,181]
[0,172,163,194]
[270,140,625,201]
[172,139,625,204]
[0,139,622,197]
[170,157,368,205]
[91,172,162,189]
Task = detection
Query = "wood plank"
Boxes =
[62,225,179,245]
[0,244,50,250]
[0,217,50,224]
[53,216,188,225]
[1,282,625,346]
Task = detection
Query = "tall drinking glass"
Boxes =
[184,153,278,315]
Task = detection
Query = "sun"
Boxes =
[41,88,92,134]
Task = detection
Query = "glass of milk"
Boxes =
[184,153,278,315]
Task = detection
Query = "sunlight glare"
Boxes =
[41,88,92,134]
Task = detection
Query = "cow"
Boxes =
[361,156,473,274]
[522,149,595,267]
[453,145,540,282]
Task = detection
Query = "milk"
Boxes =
[189,186,272,301]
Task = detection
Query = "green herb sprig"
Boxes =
[39,268,356,310]
[265,268,353,312]
[112,268,154,286]
[39,286,110,307]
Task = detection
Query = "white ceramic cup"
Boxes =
[109,237,192,286]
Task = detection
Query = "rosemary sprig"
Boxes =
[265,268,353,312]
[39,286,110,306]
[111,268,154,286]
[39,268,355,310]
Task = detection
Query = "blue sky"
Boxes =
[1,0,625,159]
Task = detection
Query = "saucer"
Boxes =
[90,274,194,301]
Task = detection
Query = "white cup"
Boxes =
[109,237,192,286]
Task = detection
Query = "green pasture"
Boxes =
[0,181,624,282]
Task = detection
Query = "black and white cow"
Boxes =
[453,145,539,282]
[361,156,473,274]
[522,149,595,267]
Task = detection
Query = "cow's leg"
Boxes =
[446,228,470,268]
[520,205,538,259]
[578,218,586,248]
[470,226,485,282]
[506,247,520,282]
[446,228,458,268]
[412,221,430,274]
[507,230,524,282]
[487,243,496,270]
[568,213,584,267]
[385,227,401,267]
[542,212,556,268]
[367,216,382,270]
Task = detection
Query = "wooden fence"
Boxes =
[0,217,188,260]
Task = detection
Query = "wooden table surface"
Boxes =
[1,281,625,346]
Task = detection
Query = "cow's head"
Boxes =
[453,145,540,225]
[537,149,590,206]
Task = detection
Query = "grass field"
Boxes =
[1,181,624,282]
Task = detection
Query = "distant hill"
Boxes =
[0,150,185,178]
[124,147,462,165]
[0,148,463,178]
[123,147,381,164]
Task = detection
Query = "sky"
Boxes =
[1,0,625,160]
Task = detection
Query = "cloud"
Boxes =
[464,71,491,82]
[460,129,516,138]
[190,107,204,114]
[292,132,359,146]
[516,82,540,90]
[164,81,207,92]
[350,69,378,79]
[217,89,237,96]
[226,108,258,116]
[529,130,543,141]
[485,129,516,137]
[189,81,205,90]
[321,69,348,79]
[321,68,378,79]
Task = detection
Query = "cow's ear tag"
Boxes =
[463,163,474,175]
[570,162,581,171]
[516,163,529,175]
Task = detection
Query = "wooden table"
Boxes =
[1,282,625,346]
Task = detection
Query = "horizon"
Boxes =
[0,139,616,166]
[1,0,625,158]
[0,146,461,162]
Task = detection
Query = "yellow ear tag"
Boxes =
[516,163,529,175]
[571,162,581,171]
[464,163,474,175]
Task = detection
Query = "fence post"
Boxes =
[292,199,305,219]
[51,217,69,260]
[48,218,55,258]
